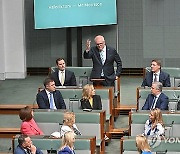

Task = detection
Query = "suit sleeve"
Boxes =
[141,77,147,87]
[164,73,171,87]
[36,93,47,109]
[70,72,77,86]
[142,95,150,110]
[159,95,169,110]
[96,95,102,110]
[80,99,87,109]
[36,148,43,154]
[114,50,122,77]
[83,49,93,59]
[58,91,66,109]
[21,122,36,135]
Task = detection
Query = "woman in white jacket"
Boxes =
[61,112,82,137]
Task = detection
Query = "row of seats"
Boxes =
[33,109,105,154]
[137,87,180,110]
[13,135,96,154]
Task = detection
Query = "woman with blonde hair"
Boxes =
[144,108,164,137]
[58,131,75,154]
[136,135,152,154]
[80,84,102,110]
[60,112,81,137]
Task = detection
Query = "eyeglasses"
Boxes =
[96,43,103,46]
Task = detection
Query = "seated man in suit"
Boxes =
[50,58,76,86]
[14,134,43,154]
[141,59,171,87]
[36,77,66,109]
[142,81,169,110]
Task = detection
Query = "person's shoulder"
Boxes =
[94,95,101,98]
[160,70,170,76]
[160,92,168,98]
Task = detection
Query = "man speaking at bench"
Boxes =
[83,35,122,86]
[142,82,169,110]
[36,77,66,109]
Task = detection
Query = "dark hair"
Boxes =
[18,134,29,146]
[19,106,32,121]
[56,58,65,65]
[43,77,54,87]
[152,59,161,67]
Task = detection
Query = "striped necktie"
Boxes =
[49,92,54,109]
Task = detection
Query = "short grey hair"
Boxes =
[152,81,163,92]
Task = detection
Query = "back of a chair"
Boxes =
[33,109,105,141]
[13,135,96,154]
[121,136,180,154]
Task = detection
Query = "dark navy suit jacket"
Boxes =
[36,89,66,109]
[50,70,76,86]
[142,93,169,110]
[14,145,43,154]
[80,95,102,110]
[141,71,171,87]
[84,46,122,86]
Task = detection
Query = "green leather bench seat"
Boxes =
[13,135,96,154]
[121,136,180,154]
[137,87,180,110]
[130,111,180,137]
[33,109,105,152]
[58,88,113,120]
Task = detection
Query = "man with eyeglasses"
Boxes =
[83,35,122,86]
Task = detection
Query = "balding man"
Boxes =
[142,82,169,110]
[84,35,122,86]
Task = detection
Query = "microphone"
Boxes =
[59,122,63,137]
[168,121,174,138]
[84,72,86,75]
[74,95,77,98]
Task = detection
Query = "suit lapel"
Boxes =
[42,90,50,108]
[56,71,62,86]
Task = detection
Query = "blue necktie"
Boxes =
[151,96,156,110]
[49,92,54,109]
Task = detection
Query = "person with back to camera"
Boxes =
[136,135,152,154]
[50,58,77,86]
[36,77,66,109]
[19,106,44,135]
[142,59,171,87]
[60,112,81,137]
[143,108,165,138]
[80,84,102,110]
[142,81,169,110]
[58,131,76,154]
[83,35,122,86]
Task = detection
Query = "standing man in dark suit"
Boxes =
[83,35,122,86]
[36,77,66,109]
[142,59,171,87]
[14,134,43,154]
[142,82,169,110]
[50,58,76,86]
